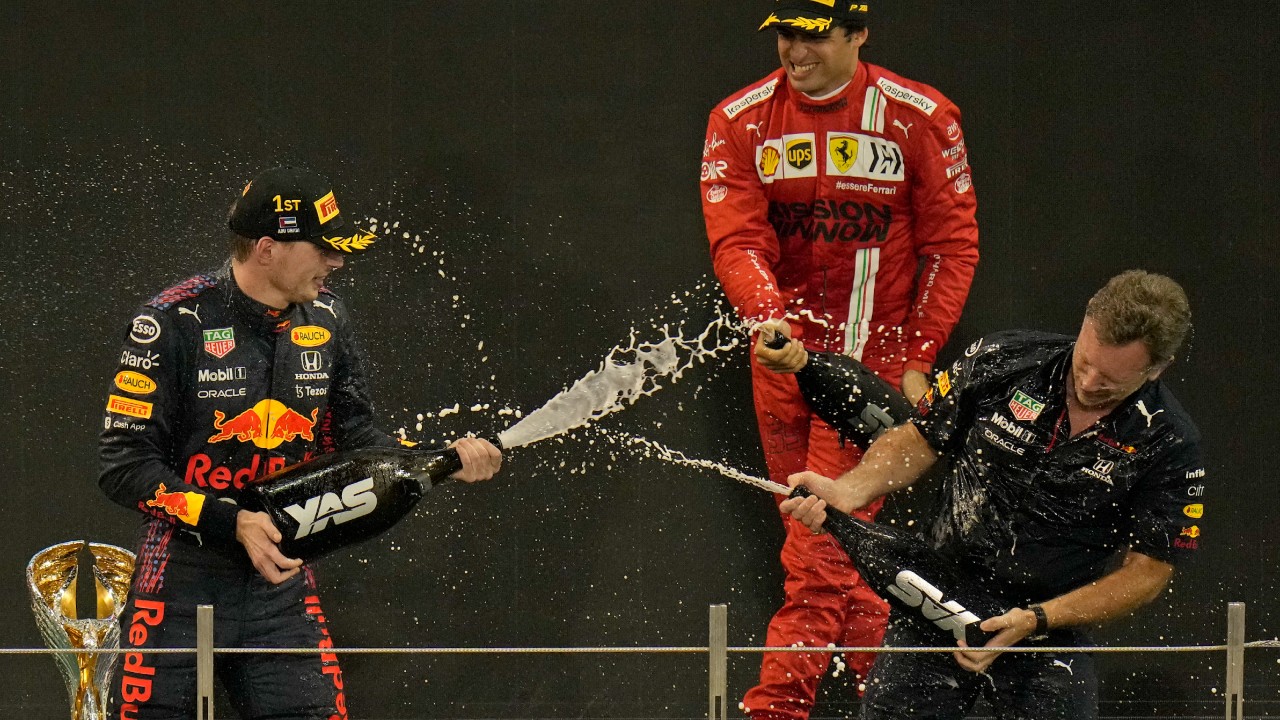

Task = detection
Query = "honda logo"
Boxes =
[301,351,323,372]
[1093,459,1115,475]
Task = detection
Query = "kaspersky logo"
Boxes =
[208,399,318,448]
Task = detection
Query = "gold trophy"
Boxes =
[27,541,135,720]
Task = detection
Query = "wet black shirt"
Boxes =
[912,330,1206,605]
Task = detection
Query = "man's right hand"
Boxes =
[778,470,850,532]
[754,318,806,373]
[236,510,303,584]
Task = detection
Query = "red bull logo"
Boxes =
[1180,525,1201,539]
[144,483,204,526]
[208,399,318,449]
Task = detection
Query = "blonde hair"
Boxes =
[1085,270,1191,363]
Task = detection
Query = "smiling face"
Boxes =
[776,26,865,96]
[1070,318,1167,412]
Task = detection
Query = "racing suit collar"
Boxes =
[220,261,297,335]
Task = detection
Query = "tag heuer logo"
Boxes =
[203,328,236,359]
[1008,390,1044,422]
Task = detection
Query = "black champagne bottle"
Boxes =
[792,487,1004,646]
[240,446,465,562]
[763,333,914,448]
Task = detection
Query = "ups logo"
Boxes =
[786,139,813,170]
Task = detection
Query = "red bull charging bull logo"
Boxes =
[209,399,318,449]
[145,483,205,526]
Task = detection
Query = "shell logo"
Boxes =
[115,371,156,395]
[291,326,331,347]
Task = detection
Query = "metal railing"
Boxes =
[1,601,1261,719]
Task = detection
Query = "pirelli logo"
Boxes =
[108,394,153,420]
[724,79,779,120]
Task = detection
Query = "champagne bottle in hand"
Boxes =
[241,446,465,562]
[763,333,914,448]
[792,486,1004,647]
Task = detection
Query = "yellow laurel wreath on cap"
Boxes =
[785,16,832,32]
[322,231,377,253]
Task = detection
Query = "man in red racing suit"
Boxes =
[99,166,501,719]
[701,3,979,718]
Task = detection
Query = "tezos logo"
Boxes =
[284,477,379,539]
[130,315,161,344]
[887,570,980,643]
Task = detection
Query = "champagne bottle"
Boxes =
[792,487,1004,646]
[763,333,914,448]
[240,445,465,562]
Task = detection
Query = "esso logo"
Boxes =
[130,315,162,344]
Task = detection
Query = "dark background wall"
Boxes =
[2,1,1277,718]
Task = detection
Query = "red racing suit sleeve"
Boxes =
[900,102,979,371]
[701,97,786,329]
[99,308,242,543]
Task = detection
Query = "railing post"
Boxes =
[197,604,215,720]
[709,604,728,720]
[1225,601,1244,720]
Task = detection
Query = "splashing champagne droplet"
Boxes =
[497,307,746,449]
[611,431,789,495]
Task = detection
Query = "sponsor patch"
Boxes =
[1008,390,1044,422]
[1183,504,1204,519]
[130,315,161,344]
[724,79,779,120]
[946,121,961,141]
[875,77,938,116]
[114,371,156,395]
[108,394,153,419]
[701,159,728,182]
[1180,525,1201,539]
[120,349,161,370]
[706,185,728,203]
[146,483,205,526]
[826,132,904,181]
[208,399,318,450]
[937,371,952,397]
[291,326,332,347]
[314,191,340,224]
[203,327,236,359]
[946,158,970,179]
[703,132,726,158]
[954,173,972,194]
[757,142,783,183]
[785,137,815,171]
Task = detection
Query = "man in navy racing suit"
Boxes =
[782,270,1206,719]
[100,166,502,719]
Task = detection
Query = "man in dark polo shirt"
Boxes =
[782,270,1205,719]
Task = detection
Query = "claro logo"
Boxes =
[886,570,980,642]
[285,477,378,539]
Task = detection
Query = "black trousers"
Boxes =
[861,611,1098,720]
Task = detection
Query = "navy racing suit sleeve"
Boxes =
[99,307,241,543]
[910,332,1027,454]
[1122,412,1207,566]
[320,297,402,453]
